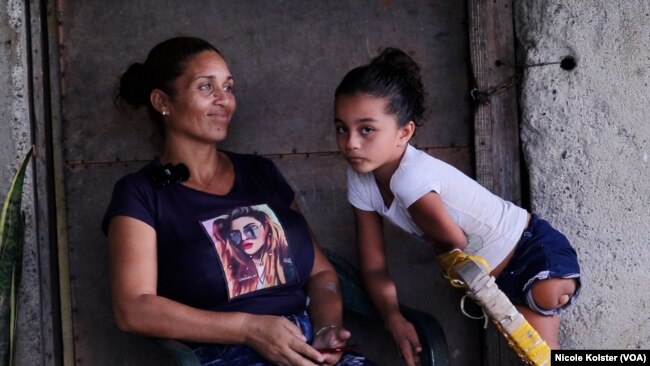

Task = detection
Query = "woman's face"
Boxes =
[228,216,266,256]
[163,50,236,145]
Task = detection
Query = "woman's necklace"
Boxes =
[189,168,219,191]
[186,153,234,194]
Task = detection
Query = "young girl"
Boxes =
[332,47,581,365]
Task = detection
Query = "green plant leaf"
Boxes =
[0,146,33,366]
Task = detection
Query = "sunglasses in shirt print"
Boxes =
[227,223,261,246]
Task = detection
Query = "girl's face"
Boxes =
[334,94,413,175]
[228,216,266,256]
[161,50,236,145]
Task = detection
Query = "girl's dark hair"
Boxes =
[335,47,425,126]
[115,36,221,143]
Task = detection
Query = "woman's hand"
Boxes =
[311,326,352,365]
[386,313,422,366]
[241,314,325,366]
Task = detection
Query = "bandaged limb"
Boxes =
[436,249,550,366]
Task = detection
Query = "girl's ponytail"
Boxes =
[335,47,425,126]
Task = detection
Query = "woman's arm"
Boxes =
[108,215,324,365]
[305,242,344,332]
[109,216,249,342]
[291,201,350,365]
[407,191,468,253]
[290,200,343,332]
[354,208,421,366]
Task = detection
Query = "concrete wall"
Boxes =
[0,0,42,365]
[515,0,650,348]
[0,2,27,186]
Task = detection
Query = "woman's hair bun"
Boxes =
[118,62,150,107]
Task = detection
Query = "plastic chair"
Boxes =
[152,250,449,366]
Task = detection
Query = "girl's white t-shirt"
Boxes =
[347,144,528,269]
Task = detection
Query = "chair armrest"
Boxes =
[400,305,450,366]
[150,337,202,366]
[324,249,450,366]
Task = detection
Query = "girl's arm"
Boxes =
[354,208,421,366]
[108,215,324,365]
[354,208,397,321]
[407,191,468,253]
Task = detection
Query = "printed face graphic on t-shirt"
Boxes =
[201,204,299,299]
[228,216,265,256]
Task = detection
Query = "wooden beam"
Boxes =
[468,0,521,204]
[468,0,523,365]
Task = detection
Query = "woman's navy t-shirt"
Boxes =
[101,151,314,315]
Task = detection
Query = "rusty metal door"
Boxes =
[56,1,485,365]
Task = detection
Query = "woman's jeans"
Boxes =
[192,311,376,366]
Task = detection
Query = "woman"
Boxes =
[103,36,373,366]
[211,205,299,298]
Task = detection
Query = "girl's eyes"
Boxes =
[334,125,375,135]
[223,84,233,93]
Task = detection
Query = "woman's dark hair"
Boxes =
[115,36,222,143]
[335,47,425,126]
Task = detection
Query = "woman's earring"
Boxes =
[161,110,169,116]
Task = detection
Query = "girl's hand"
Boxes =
[311,326,352,365]
[386,313,422,366]
[241,314,325,366]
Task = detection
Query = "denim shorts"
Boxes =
[192,311,376,366]
[495,214,581,316]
